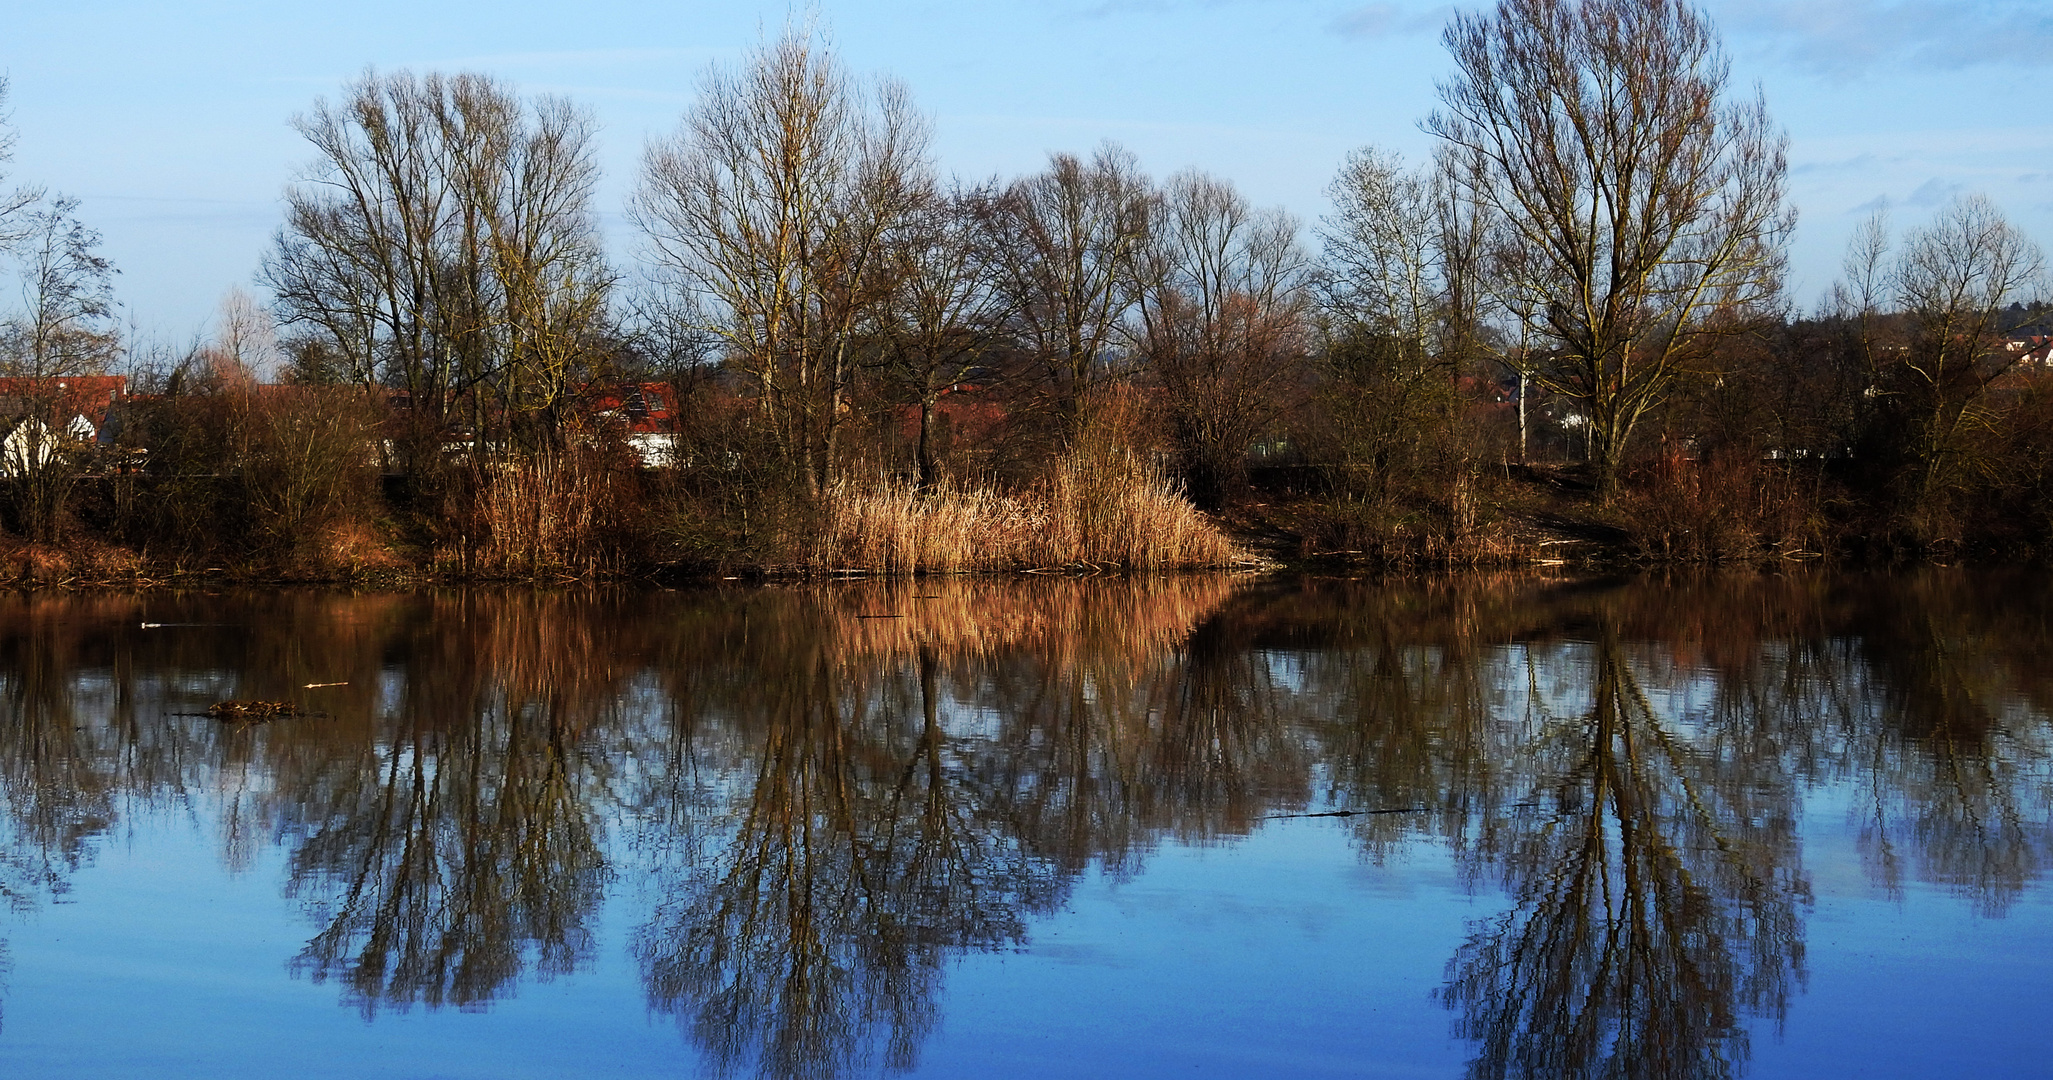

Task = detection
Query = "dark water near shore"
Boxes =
[0,572,2049,1079]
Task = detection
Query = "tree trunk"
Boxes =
[1517,369,1529,465]
[916,392,937,492]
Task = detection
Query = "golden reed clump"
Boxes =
[463,443,643,579]
[810,451,1247,574]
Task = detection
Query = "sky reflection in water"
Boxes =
[0,572,2049,1079]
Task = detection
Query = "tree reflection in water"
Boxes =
[631,578,1241,1079]
[1840,573,2053,914]
[0,574,2050,1077]
[1439,627,1808,1080]
[637,653,1021,1078]
[0,595,148,1034]
[1271,577,1812,1080]
[281,594,624,1016]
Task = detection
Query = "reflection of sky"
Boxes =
[1,801,1491,1078]
[927,823,1481,1078]
[1770,783,2053,1079]
[2,810,682,1079]
[6,581,2053,1077]
[6,779,2050,1077]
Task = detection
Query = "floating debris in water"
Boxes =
[206,700,301,721]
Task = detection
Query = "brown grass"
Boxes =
[1613,455,1825,561]
[306,520,408,579]
[460,445,640,579]
[810,450,1247,574]
[0,536,148,586]
[476,457,600,575]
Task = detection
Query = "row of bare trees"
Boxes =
[5,0,2050,568]
[626,31,1316,505]
[530,0,2026,522]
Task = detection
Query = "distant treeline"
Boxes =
[0,2,2048,582]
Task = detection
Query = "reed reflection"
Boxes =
[960,586,1311,876]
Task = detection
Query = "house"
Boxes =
[0,375,128,478]
[0,414,98,477]
[2011,336,2053,369]
[586,382,681,467]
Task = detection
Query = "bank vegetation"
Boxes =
[0,1,2048,585]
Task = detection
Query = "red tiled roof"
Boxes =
[0,375,127,425]
[583,382,678,434]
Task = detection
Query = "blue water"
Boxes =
[0,574,2048,1079]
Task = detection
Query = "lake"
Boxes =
[0,571,2048,1078]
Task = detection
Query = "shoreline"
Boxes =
[9,458,2034,589]
[0,531,1985,592]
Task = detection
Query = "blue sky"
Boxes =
[4,0,2050,343]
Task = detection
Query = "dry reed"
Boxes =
[810,451,1245,574]
[467,448,630,578]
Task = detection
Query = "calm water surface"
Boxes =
[0,572,2049,1079]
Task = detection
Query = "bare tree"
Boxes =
[1896,198,2045,501]
[1317,149,1469,486]
[978,144,1155,440]
[197,287,280,387]
[1137,169,1310,508]
[0,196,119,541]
[470,89,613,444]
[2,198,117,382]
[263,70,611,466]
[633,25,932,496]
[0,77,42,250]
[1839,197,2046,524]
[1429,0,1793,501]
[1322,148,1444,365]
[1313,147,1521,501]
[876,185,1011,490]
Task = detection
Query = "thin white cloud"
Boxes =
[1907,176,1966,206]
[1072,0,1302,17]
[1711,0,2053,75]
[1329,2,1455,38]
[1329,1,2053,70]
[420,47,715,72]
[1791,151,1907,177]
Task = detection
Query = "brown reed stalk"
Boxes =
[470,447,627,578]
[808,450,1244,574]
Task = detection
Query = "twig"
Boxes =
[1265,807,1426,819]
